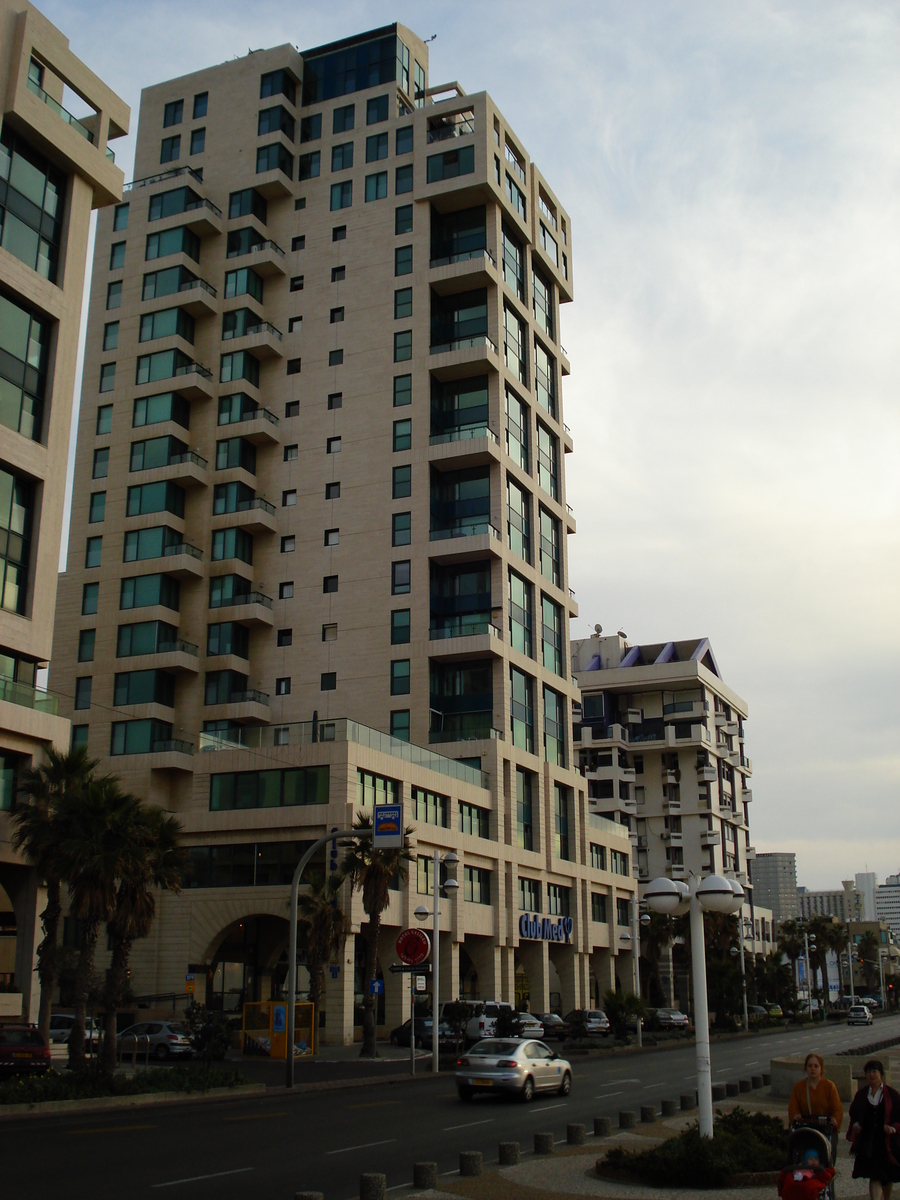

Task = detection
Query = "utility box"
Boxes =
[242,1001,315,1058]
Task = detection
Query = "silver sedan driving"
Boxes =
[455,1037,572,1102]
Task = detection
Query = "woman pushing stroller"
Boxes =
[783,1053,842,1200]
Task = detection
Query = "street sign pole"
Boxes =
[433,848,440,1077]
[410,972,415,1077]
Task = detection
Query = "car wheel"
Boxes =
[154,1043,169,1060]
[521,1076,535,1103]
[558,1071,571,1097]
[458,1086,473,1102]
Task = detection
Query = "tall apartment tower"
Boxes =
[51,26,636,1040]
[750,851,799,930]
[0,0,127,1019]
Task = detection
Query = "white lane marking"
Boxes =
[745,1061,760,1066]
[608,1077,640,1083]
[326,1139,397,1156]
[153,1167,253,1189]
[443,1119,494,1131]
[595,1090,623,1098]
[532,1102,567,1113]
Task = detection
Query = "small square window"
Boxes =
[321,672,337,691]
[328,349,343,366]
[391,560,410,594]
[72,725,89,748]
[325,482,340,499]
[395,164,413,194]
[330,181,352,211]
[290,276,304,291]
[323,575,338,593]
[390,710,410,741]
[99,363,116,392]
[331,265,346,282]
[395,245,412,276]
[322,623,337,642]
[275,676,291,696]
[103,321,119,351]
[160,135,180,163]
[327,392,342,410]
[74,676,93,710]
[295,197,306,210]
[193,92,208,119]
[390,659,410,695]
[367,95,389,125]
[391,609,410,644]
[365,171,387,202]
[163,99,183,127]
[110,242,125,269]
[78,629,95,662]
[281,535,295,553]
[273,726,289,746]
[392,465,411,498]
[96,405,113,435]
[279,581,294,599]
[333,104,354,134]
[85,536,102,568]
[285,401,299,418]
[277,628,292,647]
[393,375,412,407]
[395,205,413,235]
[324,528,339,546]
[392,511,411,546]
[393,419,412,451]
[92,448,109,479]
[82,583,99,615]
[89,492,106,523]
[190,127,206,154]
[286,358,302,375]
[394,288,412,319]
[292,236,306,252]
[366,132,388,162]
[393,331,412,362]
[282,490,297,506]
[300,113,321,142]
[106,281,122,309]
[113,203,129,231]
[288,317,302,333]
[330,307,344,324]
[331,142,353,171]
[332,225,347,242]
[284,444,298,461]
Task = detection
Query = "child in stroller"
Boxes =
[778,1120,837,1200]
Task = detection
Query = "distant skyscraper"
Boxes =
[875,873,900,943]
[750,852,798,929]
[855,872,878,921]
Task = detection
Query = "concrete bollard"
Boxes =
[661,1099,678,1118]
[725,1082,740,1097]
[459,1152,482,1177]
[619,1110,636,1129]
[534,1132,555,1155]
[739,1079,752,1093]
[296,1193,324,1200]
[360,1175,386,1200]
[711,1084,727,1101]
[680,1093,696,1111]
[413,1164,437,1190]
[640,1105,656,1124]
[594,1116,612,1137]
[567,1123,586,1146]
[499,1142,520,1166]
[752,1075,764,1090]
[762,1072,772,1086]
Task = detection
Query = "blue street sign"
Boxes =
[373,804,403,849]
[370,979,384,995]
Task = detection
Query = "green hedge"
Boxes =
[0,1065,248,1106]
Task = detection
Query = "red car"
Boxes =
[0,1025,52,1076]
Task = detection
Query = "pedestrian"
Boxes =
[788,1053,844,1131]
[847,1059,900,1200]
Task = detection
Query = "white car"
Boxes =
[464,1002,542,1044]
[48,1014,100,1046]
[847,1004,873,1026]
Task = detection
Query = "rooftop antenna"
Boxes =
[424,34,437,43]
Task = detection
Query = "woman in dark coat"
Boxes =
[847,1059,900,1200]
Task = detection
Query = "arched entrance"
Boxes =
[458,945,478,1000]
[204,914,291,1013]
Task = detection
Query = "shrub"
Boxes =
[0,1064,248,1106]
[602,1107,788,1188]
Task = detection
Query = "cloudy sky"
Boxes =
[45,0,900,890]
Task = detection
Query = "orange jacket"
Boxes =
[788,1077,843,1128]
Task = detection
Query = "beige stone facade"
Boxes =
[0,0,128,1019]
[50,24,635,1041]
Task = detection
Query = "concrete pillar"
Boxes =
[323,936,354,1047]
[550,945,578,1015]
[499,944,515,1004]
[12,869,43,1024]
[517,939,550,1013]
[464,937,500,1001]
[591,948,614,1002]
[379,927,407,1032]
[438,929,458,1011]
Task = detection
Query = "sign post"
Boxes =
[396,928,431,1077]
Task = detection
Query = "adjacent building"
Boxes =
[875,874,900,944]
[0,0,127,1019]
[797,880,862,924]
[751,851,799,930]
[49,25,637,1041]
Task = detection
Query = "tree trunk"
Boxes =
[101,935,132,1075]
[36,876,61,1045]
[306,955,324,1054]
[359,913,381,1058]
[69,919,99,1072]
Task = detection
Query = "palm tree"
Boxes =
[55,778,138,1070]
[10,746,98,1042]
[856,931,880,993]
[807,917,833,1009]
[777,919,804,988]
[100,806,184,1074]
[295,873,347,1052]
[339,812,412,1058]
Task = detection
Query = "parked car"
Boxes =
[456,1038,572,1102]
[847,1004,873,1027]
[747,1005,769,1021]
[48,1013,100,1046]
[766,1004,784,1018]
[654,1007,690,1030]
[859,996,881,1010]
[0,1025,51,1076]
[117,1020,192,1059]
[537,1013,570,1041]
[563,1008,611,1037]
[464,1001,540,1044]
[389,1018,431,1047]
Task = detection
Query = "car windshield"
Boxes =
[469,1040,521,1056]
[1,1029,43,1046]
[167,1023,188,1034]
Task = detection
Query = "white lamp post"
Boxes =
[413,849,459,1075]
[645,873,744,1138]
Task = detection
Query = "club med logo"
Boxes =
[519,914,574,943]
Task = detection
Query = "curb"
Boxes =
[0,1082,265,1120]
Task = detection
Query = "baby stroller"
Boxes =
[778,1118,837,1200]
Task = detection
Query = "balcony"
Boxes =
[745,845,756,860]
[428,426,500,470]
[626,709,642,725]
[220,406,281,445]
[662,796,681,813]
[213,497,277,535]
[161,541,204,578]
[565,502,576,534]
[429,334,502,382]
[207,690,270,725]
[430,521,500,543]
[225,322,284,359]
[148,739,195,773]
[183,195,223,237]
[700,830,721,847]
[661,831,684,846]
[124,165,204,194]
[668,864,688,880]
[26,74,93,143]
[661,769,678,785]
[429,248,498,293]
[428,522,502,567]
[429,726,504,746]
[209,591,274,626]
[697,763,718,783]
[172,361,214,400]
[243,239,287,277]
[0,674,60,715]
[117,640,199,675]
[177,277,218,316]
[741,788,753,804]
[431,334,497,356]
[663,698,709,721]
[740,757,753,776]
[153,451,209,488]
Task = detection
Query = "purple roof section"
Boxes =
[581,637,721,676]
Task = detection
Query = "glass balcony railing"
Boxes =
[429,426,498,446]
[106,146,116,163]
[228,689,269,706]
[185,195,223,220]
[151,738,194,755]
[166,450,208,469]
[430,334,497,356]
[429,247,496,269]
[218,590,273,609]
[429,521,500,542]
[163,541,202,560]
[235,496,275,516]
[429,621,502,641]
[156,639,199,656]
[0,674,60,715]
[173,361,213,381]
[124,165,203,194]
[26,76,93,143]
[246,321,283,341]
[179,277,217,299]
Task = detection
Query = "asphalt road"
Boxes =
[5,1015,899,1200]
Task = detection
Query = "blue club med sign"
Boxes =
[519,914,574,943]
